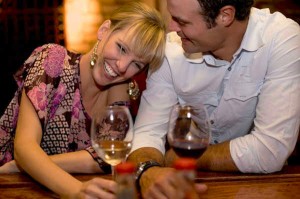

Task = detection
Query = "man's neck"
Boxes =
[212,19,249,62]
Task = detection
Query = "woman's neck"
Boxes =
[79,53,107,117]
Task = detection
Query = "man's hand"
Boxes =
[140,167,207,199]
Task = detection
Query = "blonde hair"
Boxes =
[109,2,166,73]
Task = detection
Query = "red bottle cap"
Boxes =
[116,162,136,174]
[173,158,197,170]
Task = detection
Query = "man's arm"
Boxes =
[128,147,164,165]
[128,147,207,198]
[165,141,239,172]
[127,147,165,193]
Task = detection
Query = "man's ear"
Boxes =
[97,20,111,40]
[216,5,235,27]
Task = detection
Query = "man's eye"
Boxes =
[172,17,187,26]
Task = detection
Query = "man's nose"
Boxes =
[168,20,180,32]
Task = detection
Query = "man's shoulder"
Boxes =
[251,7,299,32]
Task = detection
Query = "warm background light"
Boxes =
[64,0,102,53]
[63,0,167,54]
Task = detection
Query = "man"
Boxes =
[128,0,300,198]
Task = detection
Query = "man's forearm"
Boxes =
[127,147,165,166]
[198,141,239,172]
[127,147,173,196]
[165,141,239,172]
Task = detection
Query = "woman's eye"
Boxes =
[134,62,144,70]
[135,63,141,70]
[118,43,126,54]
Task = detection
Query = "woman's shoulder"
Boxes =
[13,43,81,92]
[23,44,81,78]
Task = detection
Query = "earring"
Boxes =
[127,80,140,100]
[90,40,99,69]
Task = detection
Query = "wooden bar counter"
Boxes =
[1,165,300,198]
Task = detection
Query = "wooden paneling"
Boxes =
[255,0,300,24]
[1,165,300,198]
[0,0,64,115]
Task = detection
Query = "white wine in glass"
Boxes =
[167,104,211,159]
[91,105,134,179]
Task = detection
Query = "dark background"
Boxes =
[0,0,64,115]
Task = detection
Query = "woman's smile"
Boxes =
[104,62,118,78]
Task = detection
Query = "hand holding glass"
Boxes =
[167,104,211,159]
[91,106,134,179]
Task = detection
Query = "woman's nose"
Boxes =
[117,57,131,73]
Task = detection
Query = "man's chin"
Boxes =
[182,46,199,54]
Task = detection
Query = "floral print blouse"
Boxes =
[0,44,114,172]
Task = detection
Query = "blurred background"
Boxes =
[0,0,299,115]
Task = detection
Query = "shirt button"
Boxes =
[210,120,214,125]
[228,67,232,71]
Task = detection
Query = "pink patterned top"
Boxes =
[0,44,125,172]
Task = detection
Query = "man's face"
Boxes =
[167,0,224,54]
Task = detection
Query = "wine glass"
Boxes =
[167,104,211,159]
[91,105,134,179]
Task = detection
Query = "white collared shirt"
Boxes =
[131,8,300,173]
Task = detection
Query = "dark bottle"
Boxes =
[115,162,138,199]
[173,158,198,199]
[174,158,197,181]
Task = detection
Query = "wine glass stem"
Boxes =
[111,165,116,180]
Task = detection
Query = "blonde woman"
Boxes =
[0,2,166,198]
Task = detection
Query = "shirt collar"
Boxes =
[238,7,267,53]
[185,52,228,67]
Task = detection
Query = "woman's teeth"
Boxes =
[104,63,117,77]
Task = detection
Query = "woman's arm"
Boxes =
[0,150,102,174]
[14,89,83,197]
[107,82,130,105]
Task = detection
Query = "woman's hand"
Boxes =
[76,178,117,199]
[0,160,21,173]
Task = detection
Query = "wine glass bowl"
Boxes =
[167,104,211,159]
[91,105,134,178]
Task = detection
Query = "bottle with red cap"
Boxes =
[115,162,138,199]
[173,157,197,182]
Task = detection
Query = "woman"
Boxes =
[0,2,166,198]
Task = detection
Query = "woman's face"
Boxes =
[92,27,147,86]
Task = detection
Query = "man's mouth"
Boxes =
[181,37,190,42]
[104,62,118,78]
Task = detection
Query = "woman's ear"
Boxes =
[97,20,111,40]
[216,6,235,27]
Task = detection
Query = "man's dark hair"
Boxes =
[197,0,254,28]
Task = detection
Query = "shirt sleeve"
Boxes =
[20,44,68,126]
[130,57,179,154]
[230,20,300,173]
